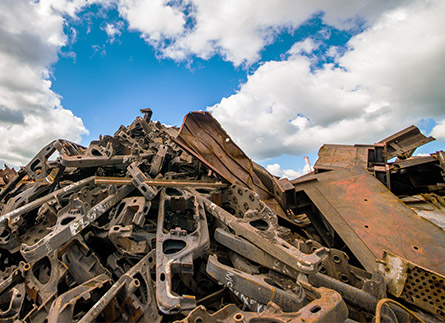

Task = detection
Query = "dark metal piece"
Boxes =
[378,125,435,160]
[61,240,110,285]
[109,224,152,255]
[206,254,306,312]
[156,188,210,314]
[176,111,272,200]
[0,176,95,230]
[292,166,445,277]
[20,185,133,263]
[179,285,348,323]
[78,250,160,323]
[47,274,111,322]
[198,185,327,274]
[25,251,67,305]
[108,196,151,228]
[95,176,228,188]
[215,228,385,313]
[0,283,25,321]
[128,162,159,200]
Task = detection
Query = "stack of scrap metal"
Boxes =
[0,110,443,323]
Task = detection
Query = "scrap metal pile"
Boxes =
[0,109,444,322]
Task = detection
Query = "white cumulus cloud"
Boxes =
[114,0,411,66]
[0,0,89,167]
[103,21,124,43]
[209,0,445,160]
[266,163,303,180]
[431,119,445,141]
[118,0,185,44]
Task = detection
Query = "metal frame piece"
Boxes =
[206,254,306,312]
[198,185,327,274]
[176,111,271,200]
[78,251,160,323]
[20,185,134,263]
[47,274,111,322]
[156,188,210,314]
[178,286,348,323]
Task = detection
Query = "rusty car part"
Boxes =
[47,274,111,322]
[178,285,348,323]
[197,185,328,274]
[206,254,306,312]
[156,188,210,314]
[78,250,160,323]
[20,184,134,263]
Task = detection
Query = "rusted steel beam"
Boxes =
[94,176,228,188]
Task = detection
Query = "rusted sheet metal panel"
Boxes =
[314,144,372,172]
[314,125,435,173]
[175,111,271,200]
[378,125,435,159]
[294,165,445,276]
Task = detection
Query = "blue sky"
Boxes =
[53,4,248,138]
[1,0,444,177]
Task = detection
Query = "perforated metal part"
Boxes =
[401,266,445,319]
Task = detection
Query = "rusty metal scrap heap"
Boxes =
[0,109,444,323]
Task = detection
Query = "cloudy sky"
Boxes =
[0,0,444,178]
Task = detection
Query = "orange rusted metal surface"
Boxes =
[293,165,445,276]
[176,111,272,201]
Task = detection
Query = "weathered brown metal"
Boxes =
[178,285,349,323]
[176,111,272,200]
[95,176,228,188]
[292,165,445,276]
[378,125,435,160]
[0,110,443,322]
[0,164,17,189]
[199,185,328,274]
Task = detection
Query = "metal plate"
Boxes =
[293,165,445,276]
